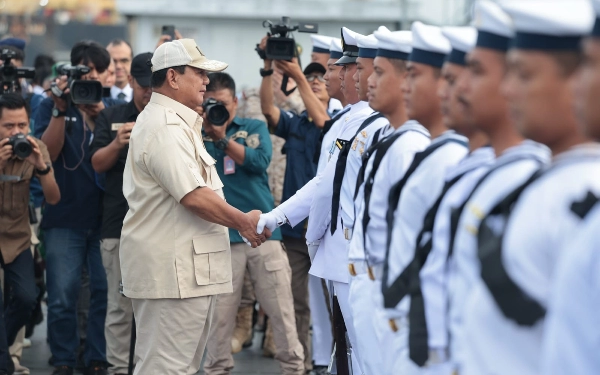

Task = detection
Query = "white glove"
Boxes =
[256,207,288,234]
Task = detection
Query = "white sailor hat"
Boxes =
[442,26,477,66]
[335,27,360,65]
[329,38,343,59]
[473,0,514,51]
[356,34,379,59]
[500,0,594,50]
[311,35,334,54]
[373,27,412,60]
[409,21,451,68]
[592,0,600,37]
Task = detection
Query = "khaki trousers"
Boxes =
[100,238,133,374]
[132,295,215,375]
[204,241,304,375]
[282,235,312,370]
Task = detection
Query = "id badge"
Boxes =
[224,156,236,175]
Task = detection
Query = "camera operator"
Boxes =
[89,51,152,375]
[0,93,60,375]
[33,40,125,375]
[199,72,304,374]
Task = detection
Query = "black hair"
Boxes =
[33,65,52,86]
[0,45,24,62]
[0,93,29,120]
[70,40,111,73]
[107,38,134,57]
[150,66,186,88]
[206,72,236,96]
[34,54,55,70]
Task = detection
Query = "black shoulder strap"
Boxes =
[379,138,468,304]
[446,155,544,259]
[313,107,350,164]
[330,113,385,234]
[477,169,545,326]
[381,171,467,309]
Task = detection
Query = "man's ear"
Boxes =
[167,68,180,90]
[128,74,134,86]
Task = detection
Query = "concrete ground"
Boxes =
[21,313,281,375]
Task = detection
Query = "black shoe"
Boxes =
[52,366,74,375]
[85,361,107,375]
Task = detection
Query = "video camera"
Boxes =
[0,49,35,94]
[261,16,318,61]
[51,64,103,105]
[202,98,229,126]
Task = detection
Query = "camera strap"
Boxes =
[281,74,297,96]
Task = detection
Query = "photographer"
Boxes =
[90,52,152,375]
[33,40,125,375]
[0,93,59,375]
[200,72,304,375]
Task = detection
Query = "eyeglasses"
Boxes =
[305,75,325,83]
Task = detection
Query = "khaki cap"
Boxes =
[151,38,228,72]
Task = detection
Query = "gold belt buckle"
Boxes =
[367,266,375,281]
[389,319,399,332]
[348,263,357,276]
[344,228,350,240]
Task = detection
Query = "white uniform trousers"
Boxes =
[332,280,364,375]
[348,272,384,375]
[309,274,333,366]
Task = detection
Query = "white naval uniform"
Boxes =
[460,145,600,375]
[447,140,550,372]
[277,100,373,375]
[541,203,600,375]
[417,147,494,375]
[306,111,388,375]
[318,104,351,174]
[384,132,469,374]
[348,120,431,375]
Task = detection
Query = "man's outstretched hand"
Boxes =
[239,210,272,248]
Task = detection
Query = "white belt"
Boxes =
[426,348,449,365]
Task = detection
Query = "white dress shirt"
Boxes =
[541,202,600,375]
[447,140,550,370]
[385,131,469,318]
[111,84,132,102]
[348,121,430,263]
[419,146,495,350]
[461,145,600,375]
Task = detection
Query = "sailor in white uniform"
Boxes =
[541,4,600,374]
[445,2,551,373]
[461,2,598,375]
[382,21,469,374]
[400,26,494,375]
[257,27,378,375]
[310,34,344,114]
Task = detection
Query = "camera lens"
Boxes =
[9,135,32,159]
[76,85,92,100]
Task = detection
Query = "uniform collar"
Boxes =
[553,142,600,164]
[149,92,200,128]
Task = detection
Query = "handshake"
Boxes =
[240,208,289,247]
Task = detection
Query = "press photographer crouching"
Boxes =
[33,40,125,375]
[0,93,60,375]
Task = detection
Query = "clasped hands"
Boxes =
[240,208,288,247]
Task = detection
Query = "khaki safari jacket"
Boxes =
[120,92,232,299]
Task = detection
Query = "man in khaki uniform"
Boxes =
[119,39,268,375]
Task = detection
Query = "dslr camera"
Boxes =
[0,49,35,94]
[8,133,32,159]
[260,16,318,60]
[202,98,229,126]
[52,64,103,105]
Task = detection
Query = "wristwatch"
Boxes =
[35,163,52,176]
[215,138,229,150]
[52,107,67,118]
[260,68,274,77]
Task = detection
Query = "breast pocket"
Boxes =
[192,231,231,286]
[0,179,29,220]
